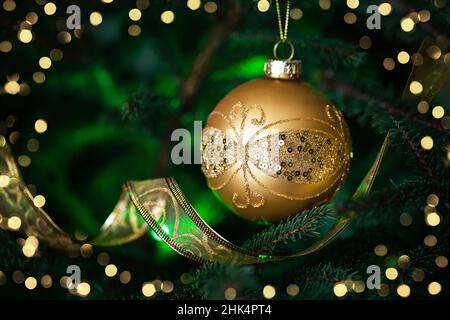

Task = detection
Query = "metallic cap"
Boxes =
[264,59,302,80]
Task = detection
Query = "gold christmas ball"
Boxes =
[201,59,351,223]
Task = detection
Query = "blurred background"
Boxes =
[0,0,449,299]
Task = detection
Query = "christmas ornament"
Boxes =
[201,0,352,222]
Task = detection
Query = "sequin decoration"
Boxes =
[249,130,347,183]
[201,102,351,210]
[202,127,238,178]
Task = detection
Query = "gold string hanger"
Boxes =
[273,0,295,61]
[275,0,291,41]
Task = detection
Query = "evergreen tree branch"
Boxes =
[323,74,449,136]
[243,206,331,255]
[392,119,436,179]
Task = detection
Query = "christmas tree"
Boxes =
[0,0,449,301]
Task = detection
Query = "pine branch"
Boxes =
[323,74,450,136]
[293,263,360,300]
[192,263,259,299]
[243,205,331,255]
[392,119,436,179]
[228,33,366,69]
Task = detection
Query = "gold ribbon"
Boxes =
[0,133,390,264]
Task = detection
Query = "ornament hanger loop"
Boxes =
[273,39,295,61]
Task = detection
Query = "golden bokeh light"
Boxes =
[41,275,53,288]
[412,268,425,282]
[20,83,31,96]
[8,216,22,231]
[385,267,398,280]
[18,155,31,167]
[50,48,63,61]
[257,0,270,12]
[0,41,12,53]
[435,256,448,268]
[18,29,33,43]
[39,56,52,69]
[290,8,303,20]
[80,243,93,258]
[383,58,395,71]
[346,0,359,9]
[432,106,445,119]
[128,25,141,36]
[33,195,46,208]
[286,284,300,296]
[263,285,276,299]
[398,255,411,269]
[319,0,331,10]
[425,212,440,226]
[44,2,56,15]
[57,31,72,44]
[417,101,429,114]
[400,17,415,32]
[377,283,390,297]
[374,244,388,256]
[4,81,20,95]
[224,287,237,300]
[397,51,410,64]
[399,212,412,226]
[427,194,439,206]
[420,136,433,150]
[424,234,437,247]
[129,8,142,21]
[161,280,174,293]
[409,81,423,95]
[333,283,347,297]
[428,282,441,295]
[119,271,132,284]
[26,12,38,24]
[427,45,442,60]
[77,282,91,297]
[378,3,392,16]
[204,1,217,13]
[418,10,431,22]
[136,0,150,10]
[33,71,46,84]
[3,0,16,11]
[35,119,48,134]
[397,284,410,298]
[12,270,25,284]
[22,244,36,258]
[105,264,118,277]
[90,12,103,26]
[359,36,372,50]
[352,281,365,293]
[25,277,37,290]
[187,0,201,11]
[161,10,175,24]
[142,282,156,297]
[344,12,357,24]
[0,175,11,188]
[97,252,110,266]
